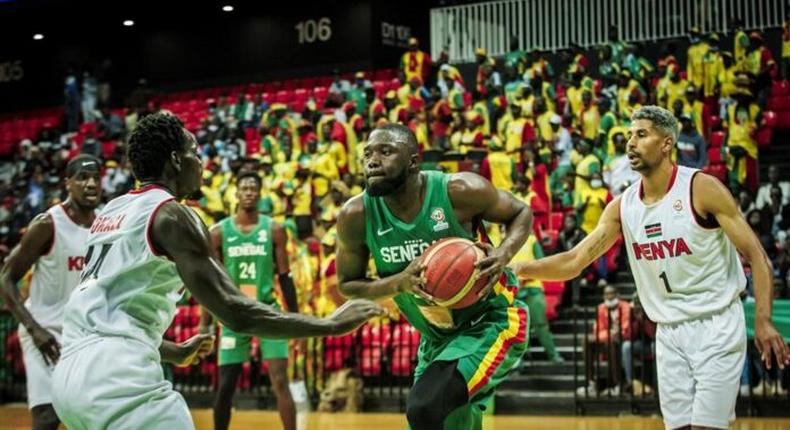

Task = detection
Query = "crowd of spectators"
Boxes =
[1,18,789,397]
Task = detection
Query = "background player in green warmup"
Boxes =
[336,124,534,430]
[199,171,300,430]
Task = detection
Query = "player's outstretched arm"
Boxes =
[0,213,61,365]
[449,172,533,292]
[152,201,385,339]
[336,195,431,302]
[694,173,790,369]
[514,197,623,281]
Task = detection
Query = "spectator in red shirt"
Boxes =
[578,285,632,396]
[622,297,656,395]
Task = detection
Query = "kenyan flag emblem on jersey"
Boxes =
[645,223,662,238]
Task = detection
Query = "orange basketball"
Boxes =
[421,237,488,310]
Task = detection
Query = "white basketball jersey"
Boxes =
[620,166,746,324]
[61,185,183,352]
[25,204,93,333]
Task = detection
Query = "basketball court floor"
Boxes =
[2,406,790,430]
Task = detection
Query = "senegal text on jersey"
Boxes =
[379,239,431,264]
[227,244,267,258]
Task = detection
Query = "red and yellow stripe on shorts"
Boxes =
[466,306,528,396]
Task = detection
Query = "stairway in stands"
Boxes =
[496,269,638,415]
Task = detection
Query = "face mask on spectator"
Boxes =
[606,298,619,308]
[591,179,603,189]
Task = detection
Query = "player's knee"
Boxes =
[269,366,288,394]
[31,404,60,430]
[269,370,289,394]
[406,394,445,429]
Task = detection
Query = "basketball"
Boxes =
[421,237,488,309]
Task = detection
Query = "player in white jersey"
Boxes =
[0,155,102,430]
[50,113,384,430]
[516,106,789,430]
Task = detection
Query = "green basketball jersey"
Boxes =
[220,215,277,306]
[363,171,518,341]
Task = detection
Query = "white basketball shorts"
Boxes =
[51,335,194,430]
[656,300,746,430]
[18,325,60,408]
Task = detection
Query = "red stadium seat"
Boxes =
[763,111,777,127]
[756,127,773,150]
[290,99,306,113]
[313,86,328,100]
[275,90,292,104]
[709,131,725,148]
[300,77,318,89]
[391,323,419,376]
[261,92,275,104]
[372,81,386,98]
[778,111,790,129]
[707,147,722,164]
[703,163,727,182]
[768,96,790,111]
[706,115,721,131]
[771,80,789,96]
[324,334,354,371]
[262,81,281,93]
[542,281,565,296]
[315,76,334,87]
[293,88,310,101]
[545,295,560,321]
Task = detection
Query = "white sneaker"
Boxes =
[603,385,621,396]
[739,384,750,397]
[576,381,597,396]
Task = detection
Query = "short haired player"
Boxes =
[515,106,789,430]
[50,113,384,430]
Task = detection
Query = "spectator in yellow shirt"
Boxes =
[575,172,612,234]
[686,26,709,89]
[482,137,515,191]
[578,90,601,141]
[658,64,689,110]
[401,37,431,84]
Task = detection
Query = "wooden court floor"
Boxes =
[2,406,790,429]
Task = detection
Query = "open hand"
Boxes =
[30,326,60,366]
[174,333,215,367]
[755,319,790,370]
[328,299,387,335]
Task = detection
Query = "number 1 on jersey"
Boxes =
[659,271,672,293]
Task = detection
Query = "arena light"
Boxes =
[33,33,44,40]
[123,20,135,27]
[222,5,234,12]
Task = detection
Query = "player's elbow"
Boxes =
[338,282,356,299]
[216,298,250,333]
[0,269,15,299]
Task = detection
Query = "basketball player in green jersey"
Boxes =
[337,124,534,430]
[199,171,299,430]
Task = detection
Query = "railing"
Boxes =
[430,0,787,62]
